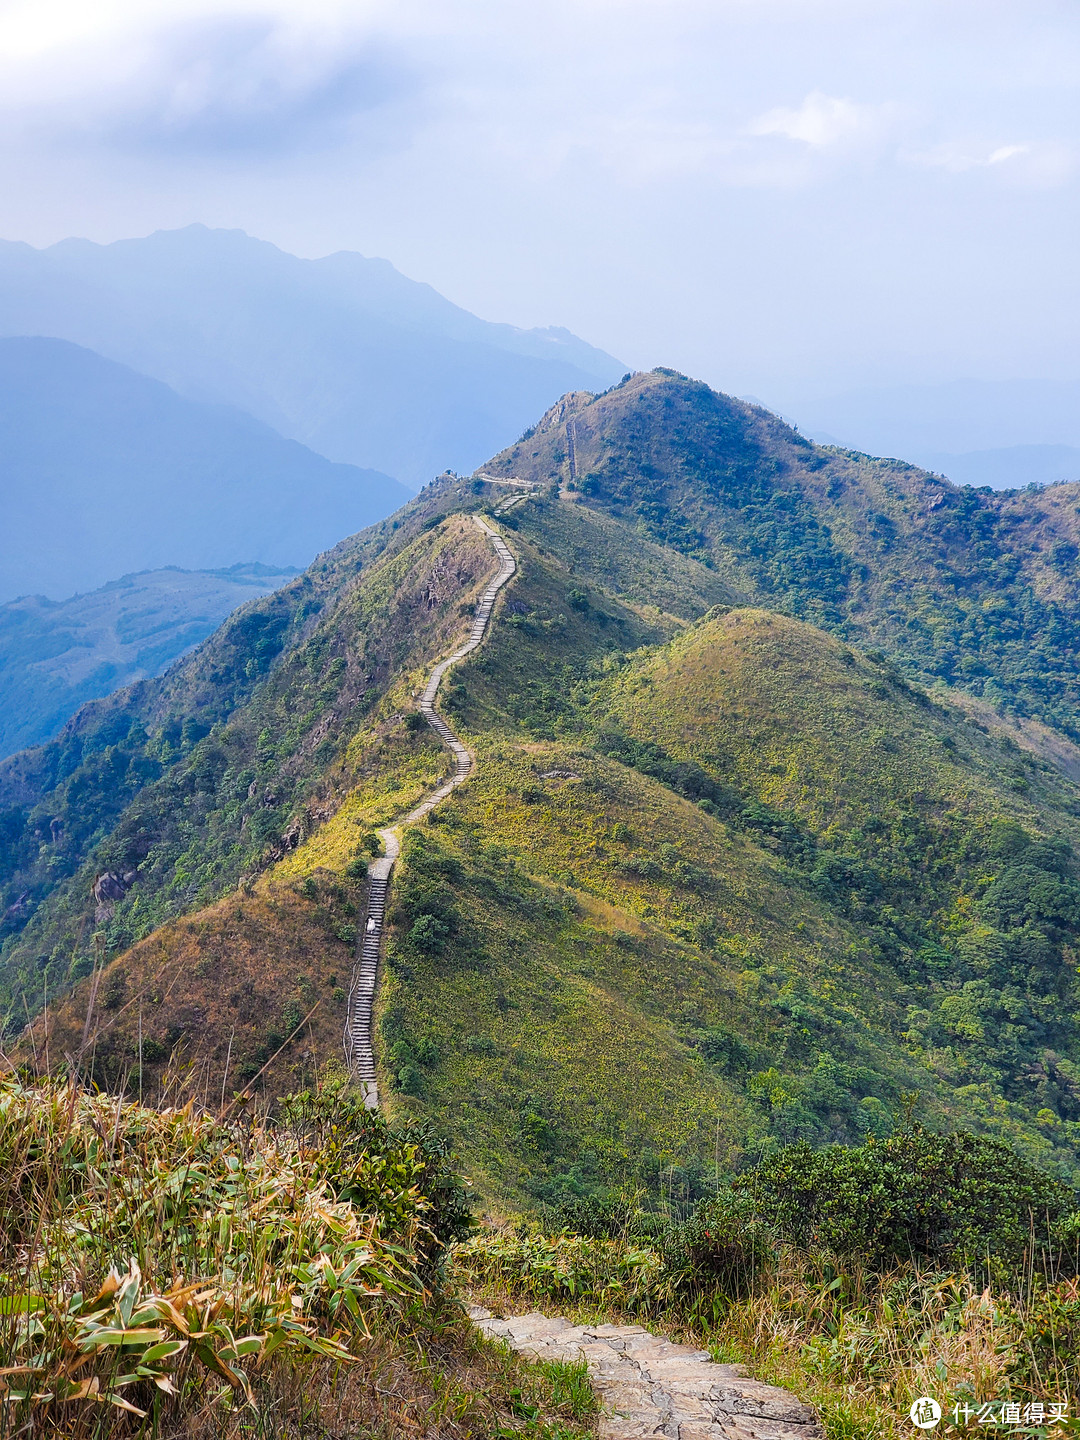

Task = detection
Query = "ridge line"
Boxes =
[343,515,517,1107]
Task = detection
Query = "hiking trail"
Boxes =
[343,513,517,1107]
[471,1307,824,1440]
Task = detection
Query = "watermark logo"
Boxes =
[910,1397,941,1429]
[908,1398,1070,1429]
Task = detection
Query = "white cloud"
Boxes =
[988,143,1029,164]
[906,137,1073,186]
[746,91,884,147]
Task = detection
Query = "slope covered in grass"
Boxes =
[17,529,678,1103]
[366,551,1080,1198]
[22,502,1080,1201]
[0,1072,597,1440]
[0,506,501,1024]
[376,746,926,1206]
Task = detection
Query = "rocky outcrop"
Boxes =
[91,869,136,923]
[2,890,31,927]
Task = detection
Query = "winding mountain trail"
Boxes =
[343,514,517,1107]
[341,509,822,1436]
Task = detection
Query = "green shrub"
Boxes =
[409,913,451,954]
[660,1191,774,1305]
[743,1127,1079,1274]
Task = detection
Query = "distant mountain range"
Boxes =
[914,444,1080,491]
[0,224,625,487]
[791,377,1080,489]
[0,336,411,601]
[0,564,293,760]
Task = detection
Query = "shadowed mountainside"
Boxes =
[0,337,410,600]
[0,226,624,487]
[0,564,295,759]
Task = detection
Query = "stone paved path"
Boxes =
[343,514,518,1105]
[469,1307,824,1440]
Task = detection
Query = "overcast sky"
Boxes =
[0,0,1076,411]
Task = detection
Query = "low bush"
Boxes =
[741,1127,1080,1277]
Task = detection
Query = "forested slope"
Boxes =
[490,371,1080,740]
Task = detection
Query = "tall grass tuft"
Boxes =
[0,1074,441,1435]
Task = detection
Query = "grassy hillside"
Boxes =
[0,504,499,1025]
[19,495,1080,1207]
[486,370,1080,741]
[366,585,1080,1200]
[13,371,1080,1225]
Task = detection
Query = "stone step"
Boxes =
[344,516,516,1104]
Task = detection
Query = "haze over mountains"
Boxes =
[0,336,410,602]
[793,378,1080,490]
[0,228,630,752]
[0,564,292,760]
[0,225,625,487]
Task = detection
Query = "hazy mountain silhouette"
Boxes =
[911,444,1080,491]
[795,378,1080,488]
[0,225,625,486]
[0,337,411,600]
[0,563,293,759]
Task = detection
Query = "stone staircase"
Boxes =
[342,514,519,1104]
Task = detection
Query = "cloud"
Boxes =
[906,137,1073,186]
[746,91,885,147]
[988,144,1029,164]
[0,5,423,157]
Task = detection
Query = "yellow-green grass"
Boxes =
[374,739,951,1207]
[588,608,1080,850]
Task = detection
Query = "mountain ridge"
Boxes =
[0,563,295,760]
[0,225,624,485]
[0,335,409,601]
[10,369,1080,1207]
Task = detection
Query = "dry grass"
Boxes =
[0,1076,599,1440]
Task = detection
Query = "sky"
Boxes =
[0,0,1077,415]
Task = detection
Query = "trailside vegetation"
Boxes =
[456,1127,1080,1440]
[0,1072,598,1440]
